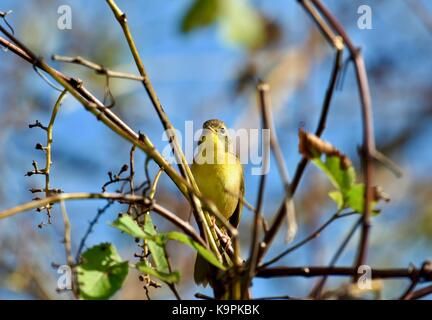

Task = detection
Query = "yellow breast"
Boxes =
[191,135,242,219]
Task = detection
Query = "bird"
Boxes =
[191,119,244,286]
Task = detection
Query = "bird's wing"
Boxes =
[229,162,244,229]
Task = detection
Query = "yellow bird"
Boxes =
[191,119,244,285]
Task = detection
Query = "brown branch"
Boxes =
[105,1,230,264]
[408,284,432,300]
[243,83,271,298]
[0,27,234,244]
[309,216,362,298]
[0,192,206,247]
[260,211,356,269]
[257,265,432,283]
[263,82,297,242]
[401,261,432,300]
[59,201,78,299]
[304,0,377,277]
[0,32,189,198]
[52,54,145,81]
[256,26,344,264]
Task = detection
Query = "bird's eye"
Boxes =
[219,127,226,134]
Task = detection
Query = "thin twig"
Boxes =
[0,29,234,245]
[0,192,206,247]
[400,261,432,300]
[262,82,297,243]
[309,217,362,298]
[260,210,356,269]
[105,1,216,254]
[408,284,432,300]
[256,31,344,265]
[75,200,114,261]
[257,265,432,282]
[304,0,377,280]
[59,201,78,298]
[52,54,145,81]
[243,83,271,298]
[195,293,214,300]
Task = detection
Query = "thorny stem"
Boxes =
[43,90,68,215]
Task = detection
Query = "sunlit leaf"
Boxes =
[328,190,343,209]
[312,156,354,193]
[112,214,169,273]
[136,261,180,284]
[112,215,225,271]
[219,0,266,50]
[111,214,148,239]
[181,0,221,33]
[77,243,128,300]
[300,130,386,215]
[144,214,170,273]
[180,0,266,50]
[163,231,225,270]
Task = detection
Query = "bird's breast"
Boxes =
[191,152,242,219]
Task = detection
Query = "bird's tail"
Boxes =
[193,253,210,287]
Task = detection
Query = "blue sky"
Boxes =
[1,0,431,299]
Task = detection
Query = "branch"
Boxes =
[59,201,78,298]
[304,0,377,276]
[309,216,362,298]
[52,54,145,81]
[262,83,297,242]
[0,28,235,243]
[243,83,271,297]
[408,284,432,300]
[0,193,205,247]
[257,265,432,282]
[256,27,344,263]
[260,211,356,269]
[105,0,223,261]
[43,90,68,215]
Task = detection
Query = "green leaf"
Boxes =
[312,156,355,195]
[328,190,343,209]
[144,214,170,273]
[181,0,221,33]
[111,214,148,239]
[347,184,365,213]
[112,214,170,273]
[164,231,226,270]
[219,0,266,49]
[136,261,180,284]
[347,184,381,216]
[111,216,225,271]
[77,243,128,300]
[300,130,386,215]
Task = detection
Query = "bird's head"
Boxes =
[198,119,231,152]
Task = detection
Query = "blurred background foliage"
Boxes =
[0,0,431,299]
